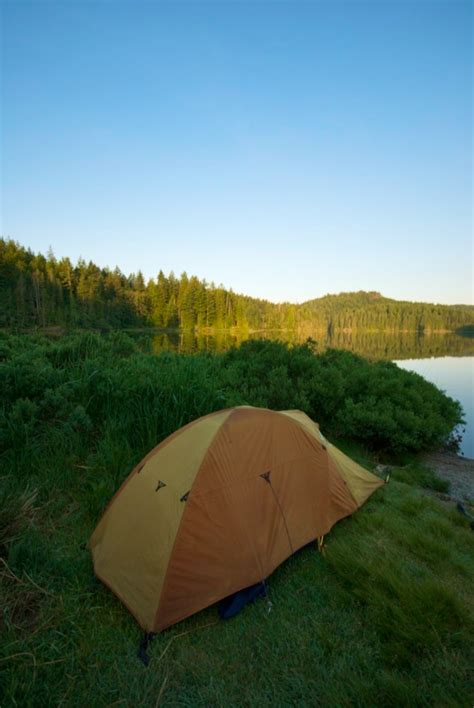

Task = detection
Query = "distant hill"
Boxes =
[1,239,473,332]
[298,291,474,333]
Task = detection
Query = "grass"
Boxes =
[1,333,473,705]
[2,476,473,706]
[391,461,451,494]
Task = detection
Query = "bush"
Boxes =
[221,340,463,455]
[0,335,463,470]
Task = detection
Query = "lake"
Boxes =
[395,356,473,458]
[144,330,474,458]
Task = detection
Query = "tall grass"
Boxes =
[1,332,472,705]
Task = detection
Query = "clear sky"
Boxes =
[1,0,472,304]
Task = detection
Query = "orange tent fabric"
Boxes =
[89,406,383,632]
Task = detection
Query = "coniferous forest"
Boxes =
[1,239,473,332]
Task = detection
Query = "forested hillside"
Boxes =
[1,239,473,332]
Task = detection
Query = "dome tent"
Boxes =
[89,406,383,633]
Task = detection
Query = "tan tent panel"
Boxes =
[89,406,383,632]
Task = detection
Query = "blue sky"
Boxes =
[1,1,472,304]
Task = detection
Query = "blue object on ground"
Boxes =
[218,581,267,619]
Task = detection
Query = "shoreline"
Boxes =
[3,325,472,336]
[423,451,474,504]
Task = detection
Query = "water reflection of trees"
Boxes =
[150,330,474,360]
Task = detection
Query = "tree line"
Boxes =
[1,239,473,332]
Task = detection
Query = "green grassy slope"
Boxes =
[2,472,473,706]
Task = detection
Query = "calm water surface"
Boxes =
[146,330,474,458]
[395,356,474,458]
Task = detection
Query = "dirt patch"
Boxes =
[423,452,474,504]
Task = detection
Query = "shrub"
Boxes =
[0,335,464,466]
[221,340,463,454]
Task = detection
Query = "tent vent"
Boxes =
[260,471,271,483]
[155,480,166,492]
[180,490,190,502]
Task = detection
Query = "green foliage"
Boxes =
[1,333,472,705]
[0,335,464,464]
[2,238,474,332]
[221,340,463,454]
